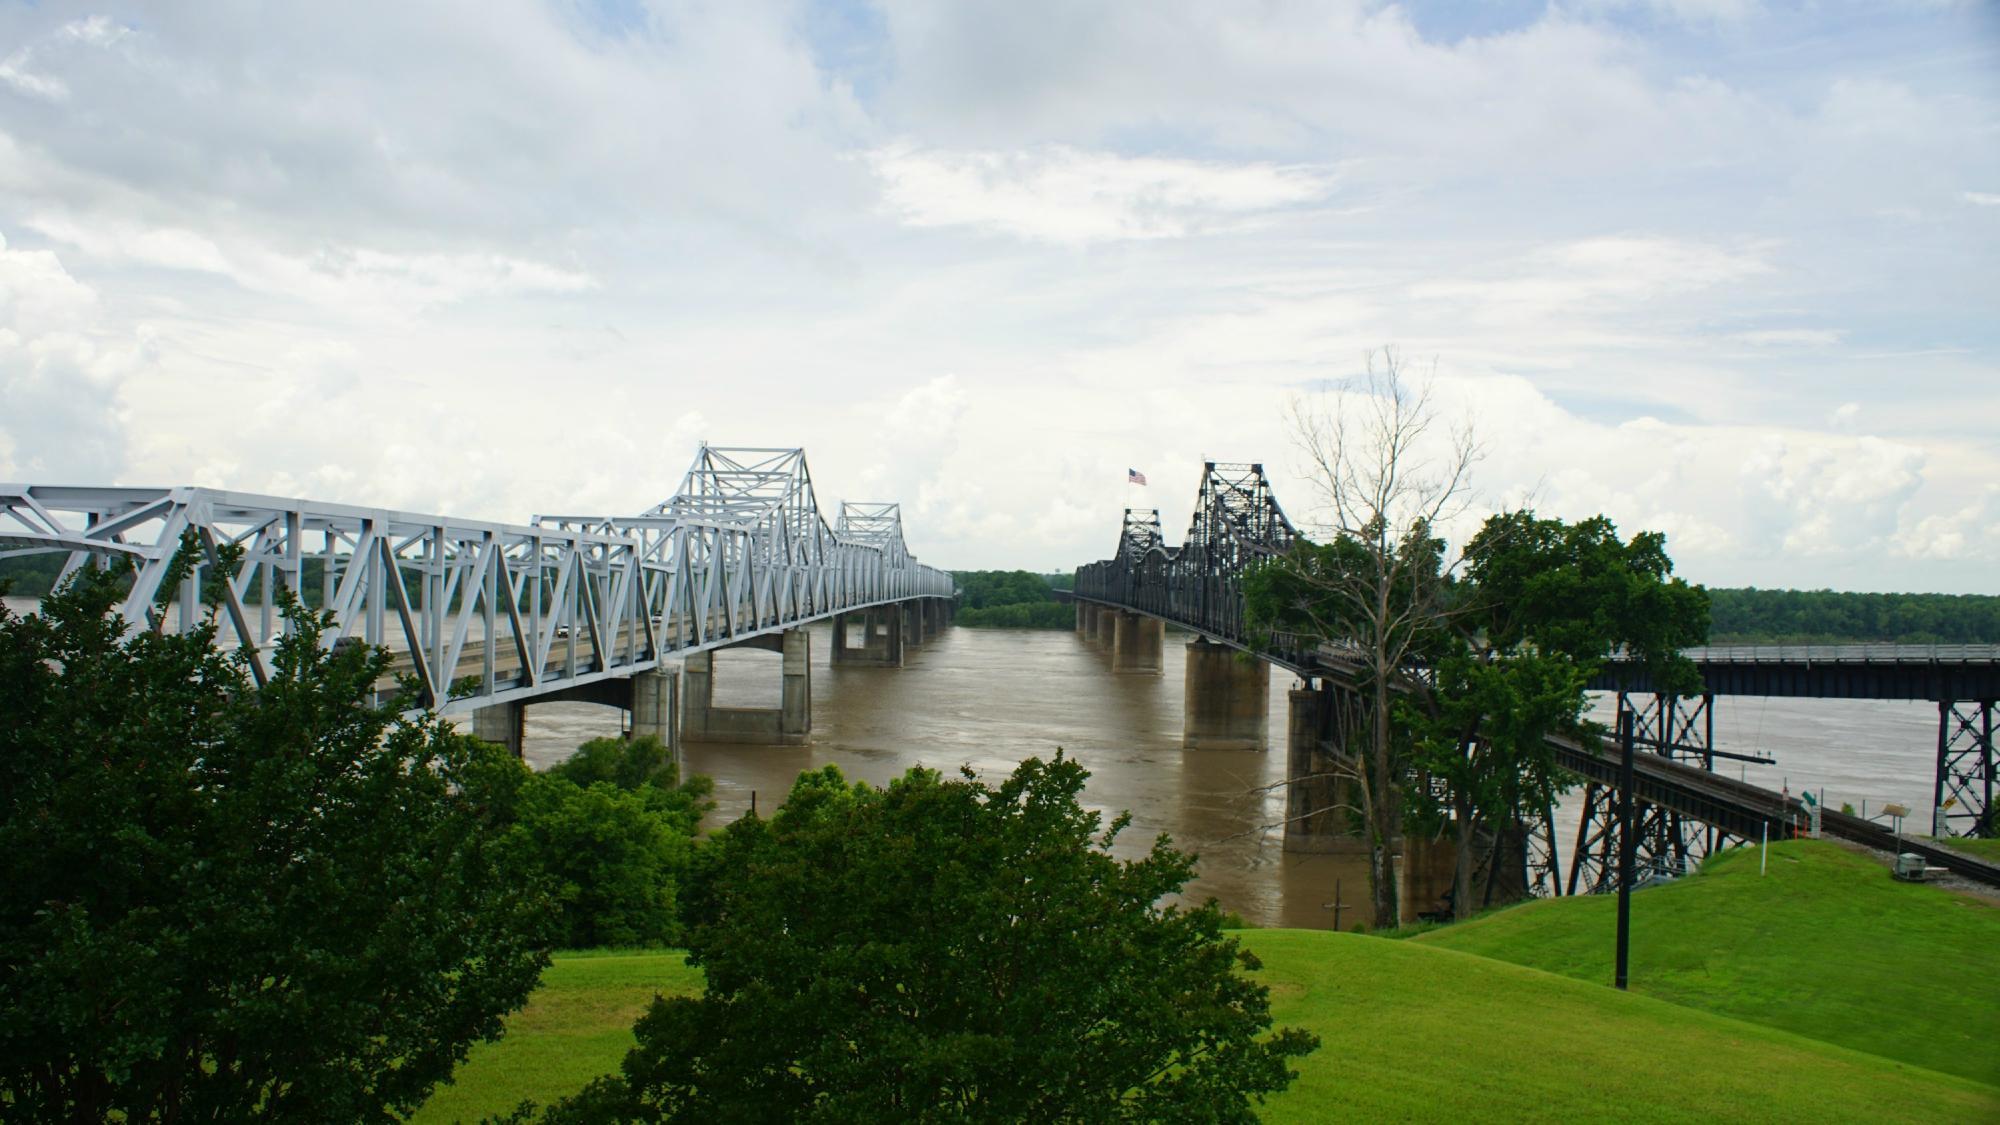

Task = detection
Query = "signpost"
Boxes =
[1615,710,1635,991]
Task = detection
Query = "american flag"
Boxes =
[1127,468,1147,486]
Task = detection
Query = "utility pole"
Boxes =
[1615,709,1635,991]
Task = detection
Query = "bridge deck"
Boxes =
[1593,644,2000,701]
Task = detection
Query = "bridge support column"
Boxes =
[902,601,924,647]
[1571,693,1721,894]
[1935,699,1996,838]
[1111,612,1164,675]
[472,700,524,758]
[1284,686,1362,854]
[1076,602,1094,637]
[630,668,681,767]
[1094,607,1117,648]
[1182,638,1269,749]
[680,629,812,745]
[1399,835,1458,922]
[833,607,903,668]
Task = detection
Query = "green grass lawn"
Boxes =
[409,949,702,1123]
[410,920,1996,1122]
[1245,929,1996,1123]
[1417,839,2000,1086]
[1934,836,2000,863]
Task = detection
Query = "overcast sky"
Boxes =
[1,1,1994,591]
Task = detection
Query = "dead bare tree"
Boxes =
[1282,348,1479,929]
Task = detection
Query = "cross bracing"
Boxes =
[0,446,951,716]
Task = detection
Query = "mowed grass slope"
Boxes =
[1417,840,2000,1086]
[410,926,1997,1122]
[1244,929,1995,1123]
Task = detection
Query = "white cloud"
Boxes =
[1580,0,1762,25]
[867,145,1336,244]
[1898,489,2000,562]
[0,234,140,481]
[1963,191,2000,206]
[24,210,594,314]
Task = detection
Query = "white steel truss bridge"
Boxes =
[0,446,954,727]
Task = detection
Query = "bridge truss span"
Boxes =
[1073,461,1301,654]
[0,445,953,716]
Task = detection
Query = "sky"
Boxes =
[0,1,1995,592]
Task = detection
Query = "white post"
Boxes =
[1760,822,1768,876]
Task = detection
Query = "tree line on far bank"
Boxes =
[949,569,1074,628]
[1707,587,2000,645]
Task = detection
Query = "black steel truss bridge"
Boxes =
[1073,461,2000,895]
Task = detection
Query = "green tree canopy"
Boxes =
[1409,511,1711,917]
[1463,511,1709,693]
[0,569,552,1121]
[551,754,1317,1122]
[506,736,714,949]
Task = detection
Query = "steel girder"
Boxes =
[0,446,951,715]
[1567,693,1731,895]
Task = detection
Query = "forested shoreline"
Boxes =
[949,570,1072,628]
[1707,588,2000,645]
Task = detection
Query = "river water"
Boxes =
[3,595,1945,927]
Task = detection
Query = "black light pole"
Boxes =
[1615,708,1636,991]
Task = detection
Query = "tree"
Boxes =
[0,567,553,1121]
[1424,512,1704,916]
[549,754,1318,1122]
[1408,512,1711,919]
[1248,349,1477,929]
[508,736,714,949]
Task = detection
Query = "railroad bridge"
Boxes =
[0,445,954,756]
[1072,461,2000,902]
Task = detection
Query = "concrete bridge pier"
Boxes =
[1399,835,1458,921]
[1094,606,1117,647]
[1182,637,1270,749]
[833,606,903,667]
[1283,685,1362,854]
[472,700,524,758]
[629,667,682,769]
[1076,601,1096,638]
[902,600,925,648]
[1111,611,1165,674]
[681,628,812,745]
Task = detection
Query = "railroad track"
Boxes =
[1552,732,2000,890]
